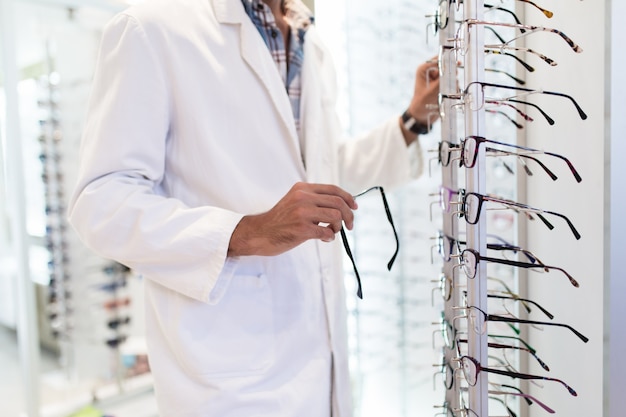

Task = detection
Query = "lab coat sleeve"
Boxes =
[67,13,242,304]
[337,117,424,195]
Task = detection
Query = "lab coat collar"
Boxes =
[212,0,305,174]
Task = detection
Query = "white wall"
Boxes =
[522,1,624,416]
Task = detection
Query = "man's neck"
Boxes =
[261,0,284,16]
[262,0,290,47]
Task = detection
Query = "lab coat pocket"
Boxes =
[174,273,275,377]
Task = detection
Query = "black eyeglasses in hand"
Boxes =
[340,186,399,299]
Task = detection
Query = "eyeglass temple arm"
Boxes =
[543,90,587,120]
[486,341,550,371]
[507,98,555,125]
[378,187,400,270]
[470,19,579,54]
[484,67,526,85]
[466,81,587,120]
[517,0,553,18]
[481,365,577,396]
[544,150,583,182]
[541,209,582,240]
[485,147,559,181]
[484,25,509,43]
[484,193,581,240]
[485,50,536,72]
[484,4,525,28]
[488,334,537,354]
[472,134,580,182]
[478,253,579,287]
[486,110,524,129]
[487,293,555,319]
[488,313,589,343]
[348,186,399,277]
[459,337,550,371]
[495,200,556,230]
[340,228,362,299]
[447,232,540,265]
[486,100,533,120]
[488,390,555,413]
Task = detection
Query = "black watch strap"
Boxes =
[401,110,430,135]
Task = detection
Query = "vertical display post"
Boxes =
[463,0,488,415]
[438,1,459,413]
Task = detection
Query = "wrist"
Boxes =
[228,215,259,257]
[401,109,431,135]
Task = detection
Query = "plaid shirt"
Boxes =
[241,0,313,140]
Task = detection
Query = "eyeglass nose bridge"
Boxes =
[450,154,464,166]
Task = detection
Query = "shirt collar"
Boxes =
[241,0,314,32]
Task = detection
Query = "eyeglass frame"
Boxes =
[457,19,582,54]
[461,135,582,182]
[340,186,399,299]
[459,354,578,396]
[464,305,589,343]
[456,337,550,371]
[453,189,582,240]
[455,247,580,287]
[464,81,588,120]
[435,138,568,183]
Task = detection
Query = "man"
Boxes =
[68,0,439,416]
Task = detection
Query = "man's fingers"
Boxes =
[301,183,358,210]
[311,206,349,234]
[291,183,356,230]
[311,194,355,231]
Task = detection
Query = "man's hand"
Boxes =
[227,182,358,257]
[409,58,441,124]
[400,58,441,145]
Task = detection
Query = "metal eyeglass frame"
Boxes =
[463,81,588,120]
[454,247,580,288]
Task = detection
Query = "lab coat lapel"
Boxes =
[301,29,335,183]
[212,0,303,168]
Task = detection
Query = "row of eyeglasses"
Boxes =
[428,0,587,416]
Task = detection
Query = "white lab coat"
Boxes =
[68,0,422,416]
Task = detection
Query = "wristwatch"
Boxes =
[401,109,430,135]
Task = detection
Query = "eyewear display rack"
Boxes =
[38,69,75,377]
[434,1,589,416]
[437,0,489,416]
